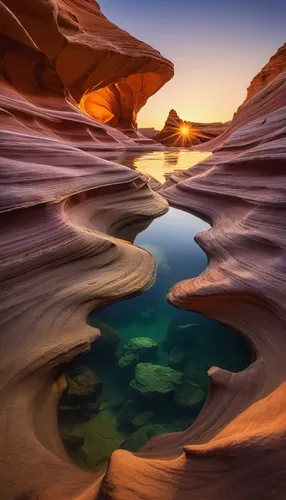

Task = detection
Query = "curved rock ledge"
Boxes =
[0,135,168,498]
[0,1,170,497]
[1,0,286,498]
[1,0,173,139]
[2,0,173,130]
[151,77,286,500]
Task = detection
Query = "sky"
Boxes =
[100,0,286,129]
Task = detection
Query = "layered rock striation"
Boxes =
[194,43,286,152]
[245,42,286,101]
[1,0,173,134]
[138,127,160,138]
[151,74,286,500]
[0,0,170,498]
[89,63,286,500]
[1,0,286,498]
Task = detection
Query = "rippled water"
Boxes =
[98,149,211,183]
[58,206,252,470]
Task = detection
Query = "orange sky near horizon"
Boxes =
[101,0,286,129]
[137,41,284,129]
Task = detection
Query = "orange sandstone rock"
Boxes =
[1,0,286,498]
[0,0,169,498]
[245,42,286,101]
[192,43,286,152]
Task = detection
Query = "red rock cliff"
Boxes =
[0,1,171,498]
[194,42,286,152]
[1,0,173,130]
[246,42,286,101]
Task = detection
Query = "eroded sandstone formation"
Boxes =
[0,0,171,497]
[154,109,227,146]
[194,43,286,152]
[245,42,286,101]
[1,0,173,133]
[93,67,286,500]
[138,127,160,138]
[1,0,286,498]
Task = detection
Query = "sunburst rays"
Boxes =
[163,119,209,146]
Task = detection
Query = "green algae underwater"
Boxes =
[58,206,252,470]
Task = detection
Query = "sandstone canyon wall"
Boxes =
[1,0,286,498]
[194,42,286,152]
[0,0,171,498]
[138,127,160,138]
[96,59,286,500]
[1,0,173,134]
[245,42,286,101]
[154,109,227,146]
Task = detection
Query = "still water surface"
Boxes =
[98,149,211,183]
[58,203,252,470]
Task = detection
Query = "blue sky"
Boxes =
[100,0,286,127]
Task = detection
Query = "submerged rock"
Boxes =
[132,411,154,426]
[58,404,83,422]
[118,352,138,369]
[106,393,126,409]
[168,348,191,370]
[116,400,139,427]
[130,363,183,398]
[118,337,158,369]
[173,381,205,413]
[122,419,192,452]
[126,337,157,352]
[121,424,169,452]
[80,410,126,469]
[66,366,102,402]
[84,402,102,418]
[63,366,103,418]
[61,432,85,453]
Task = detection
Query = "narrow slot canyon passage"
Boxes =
[58,206,253,470]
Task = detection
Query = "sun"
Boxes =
[180,125,190,136]
[163,120,203,146]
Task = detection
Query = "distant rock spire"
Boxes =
[154,109,226,146]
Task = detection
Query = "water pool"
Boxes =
[58,207,252,470]
[97,149,211,183]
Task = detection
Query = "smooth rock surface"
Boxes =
[130,363,184,398]
[117,337,158,368]
[0,0,170,497]
[1,0,286,498]
[245,42,286,101]
[173,381,205,411]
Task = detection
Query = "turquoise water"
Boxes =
[58,207,252,470]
